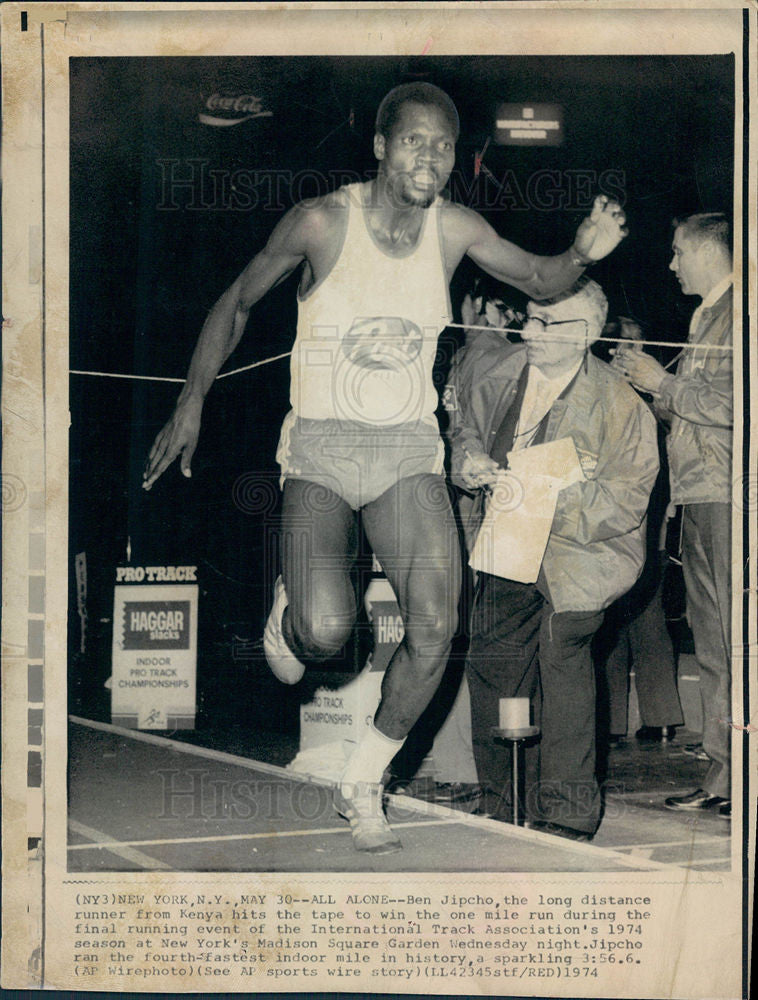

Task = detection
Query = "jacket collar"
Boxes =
[690,282,732,343]
[484,346,603,439]
[697,282,732,322]
[701,274,733,311]
[546,353,600,421]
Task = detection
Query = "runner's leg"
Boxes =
[363,473,461,740]
[279,478,358,661]
[334,473,460,854]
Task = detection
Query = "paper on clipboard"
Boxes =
[469,437,584,582]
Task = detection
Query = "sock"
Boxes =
[340,720,405,791]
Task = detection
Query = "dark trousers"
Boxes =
[681,502,731,797]
[466,575,604,834]
[598,556,684,734]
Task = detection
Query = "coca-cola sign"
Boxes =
[198,93,273,127]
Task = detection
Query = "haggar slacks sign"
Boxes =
[111,567,199,729]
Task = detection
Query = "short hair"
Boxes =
[375,83,460,141]
[539,275,609,339]
[674,212,732,259]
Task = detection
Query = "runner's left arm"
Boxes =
[462,195,628,300]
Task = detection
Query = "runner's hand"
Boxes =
[143,396,203,490]
[573,195,628,262]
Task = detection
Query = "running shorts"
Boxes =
[276,411,445,510]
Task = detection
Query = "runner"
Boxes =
[143,82,628,853]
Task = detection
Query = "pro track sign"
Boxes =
[111,577,198,730]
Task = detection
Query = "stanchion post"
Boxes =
[491,725,540,826]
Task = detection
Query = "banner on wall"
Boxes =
[111,568,198,729]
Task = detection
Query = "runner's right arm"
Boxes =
[143,204,318,489]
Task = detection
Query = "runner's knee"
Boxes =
[403,604,458,657]
[290,611,353,661]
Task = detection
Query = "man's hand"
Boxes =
[616,316,643,341]
[143,396,203,490]
[460,292,481,330]
[573,195,628,263]
[460,450,502,490]
[611,345,668,395]
[462,292,514,336]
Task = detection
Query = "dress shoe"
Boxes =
[718,801,731,818]
[471,802,512,822]
[389,780,482,805]
[682,743,709,761]
[428,782,482,804]
[529,820,594,843]
[471,807,506,822]
[386,776,434,797]
[471,805,494,819]
[635,725,676,743]
[664,788,728,811]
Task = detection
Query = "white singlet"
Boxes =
[290,182,452,425]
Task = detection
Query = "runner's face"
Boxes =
[375,102,456,208]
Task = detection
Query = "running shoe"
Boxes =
[334,781,402,854]
[263,576,306,684]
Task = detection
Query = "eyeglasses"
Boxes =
[527,315,587,329]
[525,316,590,342]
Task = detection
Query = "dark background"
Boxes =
[69,55,733,726]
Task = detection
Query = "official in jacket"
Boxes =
[614,212,733,817]
[447,277,659,840]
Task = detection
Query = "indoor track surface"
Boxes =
[68,719,730,874]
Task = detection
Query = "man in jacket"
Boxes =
[447,277,659,840]
[614,212,733,818]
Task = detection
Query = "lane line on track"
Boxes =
[384,794,684,870]
[69,819,170,870]
[69,715,336,786]
[604,790,706,802]
[69,716,685,871]
[67,818,460,852]
[606,836,729,851]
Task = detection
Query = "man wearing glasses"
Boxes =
[447,277,659,841]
